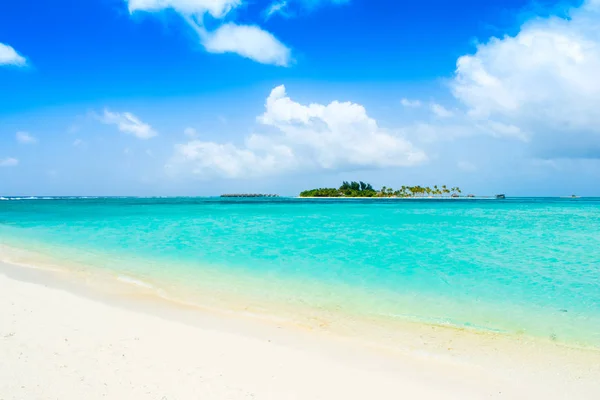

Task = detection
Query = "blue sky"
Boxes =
[2,0,599,196]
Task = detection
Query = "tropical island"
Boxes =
[300,181,466,198]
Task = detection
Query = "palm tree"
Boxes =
[401,186,409,197]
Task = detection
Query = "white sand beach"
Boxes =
[1,261,599,400]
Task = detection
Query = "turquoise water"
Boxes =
[1,197,599,346]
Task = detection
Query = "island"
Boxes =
[300,181,464,198]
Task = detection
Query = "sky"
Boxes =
[1,0,600,196]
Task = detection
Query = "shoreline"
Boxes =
[1,251,600,398]
[2,242,598,350]
[295,196,499,199]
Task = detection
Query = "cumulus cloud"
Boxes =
[126,0,241,18]
[169,85,426,178]
[127,0,291,66]
[198,23,291,66]
[100,109,157,139]
[171,140,295,178]
[0,158,19,167]
[0,43,26,67]
[451,0,600,158]
[16,132,38,144]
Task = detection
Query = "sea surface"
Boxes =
[1,197,599,347]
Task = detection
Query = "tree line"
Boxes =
[299,181,463,198]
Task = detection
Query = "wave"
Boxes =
[0,196,102,201]
[116,275,155,289]
[1,196,43,200]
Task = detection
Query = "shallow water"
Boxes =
[1,197,599,346]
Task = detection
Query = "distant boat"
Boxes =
[495,194,506,199]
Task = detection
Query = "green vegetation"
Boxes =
[299,182,463,198]
[298,188,344,198]
[300,181,376,198]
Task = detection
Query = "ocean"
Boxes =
[1,197,599,347]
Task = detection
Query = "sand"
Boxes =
[1,262,599,400]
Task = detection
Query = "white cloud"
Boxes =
[127,0,291,66]
[171,140,294,178]
[265,1,288,19]
[126,0,241,18]
[73,139,84,147]
[0,43,26,67]
[431,103,453,118]
[401,98,421,108]
[391,115,529,145]
[0,158,19,167]
[184,127,199,138]
[16,131,37,144]
[100,109,157,139]
[264,0,349,19]
[170,85,426,179]
[451,0,600,158]
[195,22,291,66]
[479,121,529,142]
